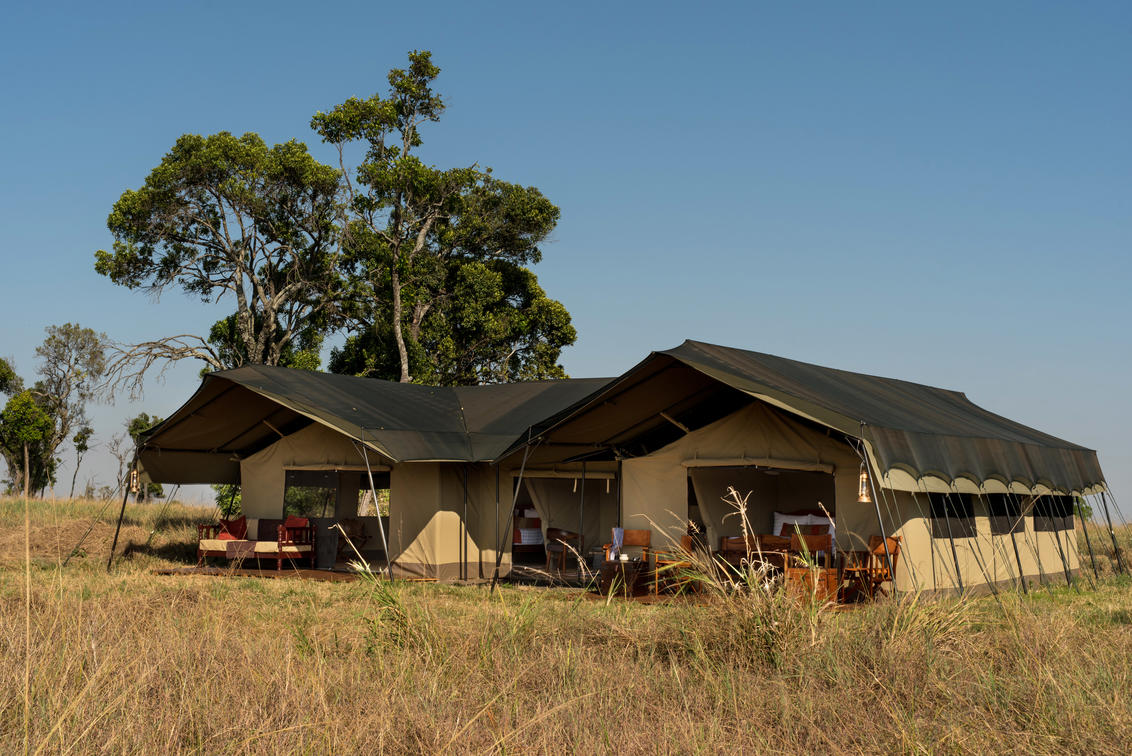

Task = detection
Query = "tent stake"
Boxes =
[358,441,393,581]
[1099,491,1126,574]
[1077,496,1100,581]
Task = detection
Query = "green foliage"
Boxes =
[331,260,575,383]
[126,412,164,499]
[0,390,55,493]
[95,131,343,370]
[0,357,21,395]
[34,323,108,460]
[313,50,574,385]
[212,484,242,517]
[207,312,323,372]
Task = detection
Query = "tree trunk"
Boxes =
[391,266,411,383]
[23,442,29,501]
[70,454,81,499]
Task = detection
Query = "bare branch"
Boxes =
[100,335,224,401]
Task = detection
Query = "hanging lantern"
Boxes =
[129,468,140,494]
[858,463,871,503]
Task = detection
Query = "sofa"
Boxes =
[197,515,317,570]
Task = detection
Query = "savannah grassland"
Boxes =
[1,498,1131,755]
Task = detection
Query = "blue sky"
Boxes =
[1,1,1129,507]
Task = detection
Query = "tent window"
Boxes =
[929,493,976,539]
[284,469,338,518]
[1033,495,1075,533]
[986,494,1023,535]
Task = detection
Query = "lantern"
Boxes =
[858,463,871,503]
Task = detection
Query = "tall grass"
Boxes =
[2,497,1132,753]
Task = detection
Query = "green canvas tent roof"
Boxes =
[138,365,611,483]
[520,340,1106,494]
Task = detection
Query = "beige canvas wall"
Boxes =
[239,423,387,519]
[621,401,861,552]
[868,490,1080,593]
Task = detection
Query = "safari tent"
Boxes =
[138,366,610,580]
[139,340,1113,592]
[511,340,1109,593]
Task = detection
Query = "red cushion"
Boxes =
[284,515,309,528]
[218,515,247,539]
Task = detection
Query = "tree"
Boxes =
[312,51,572,385]
[69,425,93,499]
[33,323,108,466]
[330,260,575,384]
[0,357,21,395]
[0,391,53,498]
[95,132,342,394]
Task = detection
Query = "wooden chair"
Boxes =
[842,535,901,599]
[335,517,370,562]
[784,532,837,600]
[603,528,651,562]
[544,528,581,573]
[788,533,833,568]
[652,535,696,594]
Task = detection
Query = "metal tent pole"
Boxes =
[578,462,587,573]
[1100,491,1126,574]
[462,464,469,582]
[491,433,536,592]
[106,451,138,573]
[359,442,393,581]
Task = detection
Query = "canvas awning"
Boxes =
[138,366,611,483]
[518,340,1106,495]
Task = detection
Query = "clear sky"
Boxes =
[1,1,1129,508]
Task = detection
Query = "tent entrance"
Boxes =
[687,465,836,551]
[281,468,390,568]
[507,473,620,573]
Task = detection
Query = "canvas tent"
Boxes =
[138,366,610,579]
[139,341,1111,591]
[499,340,1108,592]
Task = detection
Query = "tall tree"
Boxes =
[69,425,93,499]
[312,51,572,385]
[33,323,108,465]
[95,132,342,394]
[0,391,53,498]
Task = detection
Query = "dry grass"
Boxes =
[2,497,1132,754]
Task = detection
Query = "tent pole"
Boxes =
[1042,495,1076,590]
[358,441,393,581]
[494,464,500,582]
[854,435,895,592]
[860,446,895,592]
[997,491,1029,594]
[1007,491,1045,586]
[1099,491,1126,574]
[462,464,469,582]
[938,493,965,594]
[616,459,623,528]
[578,462,587,575]
[491,433,537,592]
[1076,496,1099,583]
[951,488,998,597]
[106,450,138,573]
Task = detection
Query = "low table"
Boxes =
[598,560,644,597]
